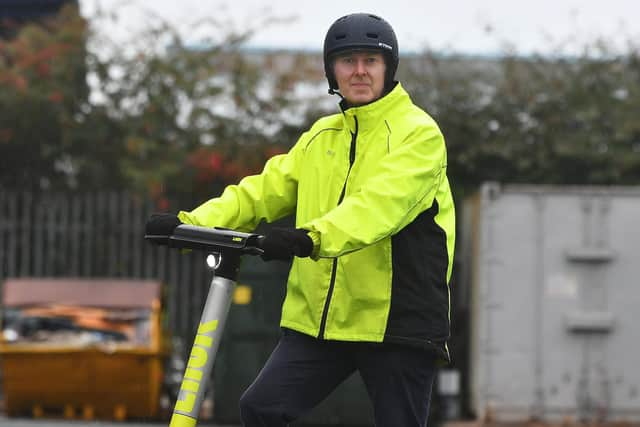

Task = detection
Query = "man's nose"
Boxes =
[354,59,367,74]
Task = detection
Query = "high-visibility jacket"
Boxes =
[178,83,455,360]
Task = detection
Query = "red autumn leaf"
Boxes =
[208,151,223,172]
[48,91,63,103]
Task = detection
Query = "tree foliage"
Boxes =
[400,46,640,197]
[0,4,88,191]
[0,4,309,209]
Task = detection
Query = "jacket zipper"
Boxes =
[318,116,358,339]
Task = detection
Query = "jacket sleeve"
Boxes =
[177,142,303,231]
[303,123,447,258]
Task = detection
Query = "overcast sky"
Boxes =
[79,0,637,56]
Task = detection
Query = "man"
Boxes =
[147,13,455,427]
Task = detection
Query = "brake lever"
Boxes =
[243,235,266,256]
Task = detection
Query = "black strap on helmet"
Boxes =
[323,13,399,95]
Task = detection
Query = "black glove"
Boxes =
[260,227,314,261]
[145,213,182,245]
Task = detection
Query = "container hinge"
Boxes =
[565,311,615,333]
[564,248,615,263]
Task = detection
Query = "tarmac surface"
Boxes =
[0,416,239,427]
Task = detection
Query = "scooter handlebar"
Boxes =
[145,224,265,255]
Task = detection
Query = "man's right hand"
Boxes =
[145,213,182,245]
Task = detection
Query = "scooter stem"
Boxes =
[169,252,240,427]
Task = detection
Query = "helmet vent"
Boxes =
[366,32,379,39]
[335,34,346,40]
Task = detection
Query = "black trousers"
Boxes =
[239,329,437,427]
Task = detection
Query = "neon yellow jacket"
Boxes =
[179,83,455,359]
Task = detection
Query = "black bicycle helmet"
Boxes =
[323,13,399,94]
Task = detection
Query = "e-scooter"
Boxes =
[146,224,264,427]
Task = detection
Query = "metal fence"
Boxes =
[0,190,213,350]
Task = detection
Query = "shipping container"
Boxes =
[464,183,640,423]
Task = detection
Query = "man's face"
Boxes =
[333,50,386,106]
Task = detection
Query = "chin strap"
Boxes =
[328,87,345,101]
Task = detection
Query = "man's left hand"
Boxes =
[260,228,314,261]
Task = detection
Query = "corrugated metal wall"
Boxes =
[465,183,640,423]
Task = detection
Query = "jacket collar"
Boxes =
[340,82,408,133]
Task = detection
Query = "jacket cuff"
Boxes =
[306,230,321,260]
[177,210,197,225]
